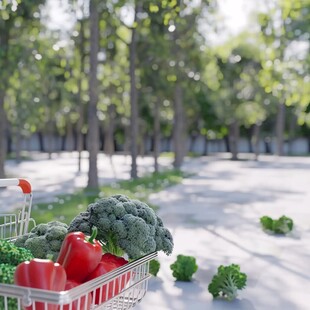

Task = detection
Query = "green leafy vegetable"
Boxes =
[170,254,198,281]
[14,221,69,261]
[208,264,247,301]
[0,239,34,265]
[68,195,174,260]
[149,259,160,276]
[260,215,293,234]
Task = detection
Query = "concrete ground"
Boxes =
[1,152,309,310]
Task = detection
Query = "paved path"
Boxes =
[1,152,309,309]
[136,155,310,310]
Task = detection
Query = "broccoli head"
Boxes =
[260,215,293,234]
[170,254,198,281]
[14,221,68,261]
[68,194,174,260]
[208,264,247,301]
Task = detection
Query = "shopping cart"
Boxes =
[0,178,156,310]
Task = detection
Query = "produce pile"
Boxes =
[0,194,174,309]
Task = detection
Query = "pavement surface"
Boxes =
[1,152,310,310]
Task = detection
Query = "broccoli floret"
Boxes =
[68,194,174,260]
[0,239,34,265]
[208,264,247,301]
[149,259,160,277]
[170,254,198,281]
[260,215,293,234]
[14,221,69,261]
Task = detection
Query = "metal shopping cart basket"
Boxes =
[0,178,156,310]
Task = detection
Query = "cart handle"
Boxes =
[0,178,32,194]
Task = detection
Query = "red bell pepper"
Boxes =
[14,258,66,310]
[63,280,92,310]
[57,227,102,282]
[84,253,129,304]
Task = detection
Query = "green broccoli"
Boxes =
[260,215,293,234]
[14,221,68,261]
[149,259,160,276]
[0,264,18,309]
[170,254,198,281]
[0,239,34,265]
[68,194,174,260]
[208,264,247,301]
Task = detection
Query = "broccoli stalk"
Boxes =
[208,264,247,301]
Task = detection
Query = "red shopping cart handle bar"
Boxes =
[0,178,32,194]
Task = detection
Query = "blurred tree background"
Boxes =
[0,0,309,185]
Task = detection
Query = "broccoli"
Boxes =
[14,221,69,261]
[68,195,174,260]
[149,259,160,277]
[0,239,34,265]
[170,254,198,281]
[0,264,18,309]
[260,215,293,234]
[208,264,247,301]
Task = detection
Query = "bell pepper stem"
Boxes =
[88,226,98,244]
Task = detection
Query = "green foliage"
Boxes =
[68,194,174,260]
[260,215,294,234]
[0,239,34,265]
[149,259,161,276]
[208,264,247,301]
[14,221,69,261]
[170,254,198,281]
[0,264,17,309]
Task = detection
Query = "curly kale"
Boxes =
[14,221,68,261]
[0,241,34,309]
[260,215,294,234]
[208,264,247,301]
[0,239,34,265]
[68,195,174,260]
[0,264,18,309]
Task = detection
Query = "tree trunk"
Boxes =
[0,21,10,178]
[252,123,261,161]
[288,112,296,155]
[203,136,208,156]
[129,3,140,179]
[229,120,239,160]
[153,98,160,173]
[275,102,286,156]
[104,104,116,156]
[173,83,185,169]
[76,15,86,173]
[87,0,100,188]
[0,91,6,178]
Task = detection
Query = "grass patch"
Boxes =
[30,169,187,225]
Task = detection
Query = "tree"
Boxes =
[87,0,100,188]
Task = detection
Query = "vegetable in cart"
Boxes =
[68,194,174,260]
[14,221,69,261]
[85,253,129,304]
[56,227,102,282]
[14,258,67,310]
